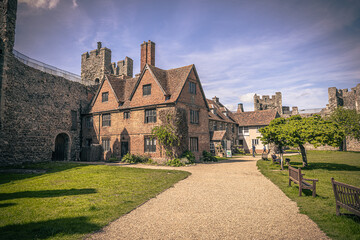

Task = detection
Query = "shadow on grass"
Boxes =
[0,162,88,185]
[0,188,97,201]
[0,217,100,240]
[0,203,16,208]
[289,162,360,171]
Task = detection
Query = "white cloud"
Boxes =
[19,0,60,9]
[239,93,255,103]
[72,0,78,8]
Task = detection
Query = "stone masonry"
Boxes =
[254,92,298,117]
[81,42,134,85]
[327,84,360,112]
[0,0,96,165]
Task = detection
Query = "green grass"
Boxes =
[257,151,360,240]
[0,162,190,240]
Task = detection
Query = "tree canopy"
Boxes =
[259,115,343,168]
[329,107,360,150]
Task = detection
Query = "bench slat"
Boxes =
[331,178,360,217]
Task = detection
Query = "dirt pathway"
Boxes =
[87,156,329,239]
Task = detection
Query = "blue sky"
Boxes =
[15,0,360,111]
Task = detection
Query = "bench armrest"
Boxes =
[303,178,318,182]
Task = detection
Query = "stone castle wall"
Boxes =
[0,54,95,165]
[328,84,360,112]
[81,42,133,85]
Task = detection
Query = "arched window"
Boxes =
[95,78,100,84]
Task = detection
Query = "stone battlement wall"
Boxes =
[328,83,360,112]
[81,42,133,84]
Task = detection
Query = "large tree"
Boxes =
[260,115,343,168]
[329,107,360,151]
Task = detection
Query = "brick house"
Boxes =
[207,97,239,156]
[232,107,279,154]
[82,41,210,162]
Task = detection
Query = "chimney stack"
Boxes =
[140,40,155,71]
[97,42,102,51]
[237,103,244,113]
[212,96,219,104]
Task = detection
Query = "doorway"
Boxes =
[121,141,129,157]
[53,133,69,160]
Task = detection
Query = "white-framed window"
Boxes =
[144,137,156,152]
[252,139,259,146]
[102,138,110,151]
[256,126,261,133]
[145,109,156,123]
[239,126,249,135]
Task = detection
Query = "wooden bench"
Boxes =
[331,178,360,217]
[288,166,318,197]
[261,152,268,160]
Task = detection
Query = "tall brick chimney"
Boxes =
[237,103,244,113]
[140,40,155,71]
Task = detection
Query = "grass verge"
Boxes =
[257,150,360,240]
[0,162,190,240]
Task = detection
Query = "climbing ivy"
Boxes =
[151,108,188,159]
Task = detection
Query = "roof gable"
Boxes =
[129,64,167,101]
[90,77,120,112]
[232,109,279,126]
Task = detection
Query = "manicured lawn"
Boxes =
[0,162,190,240]
[257,151,360,240]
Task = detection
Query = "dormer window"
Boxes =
[102,92,109,102]
[143,84,151,96]
[189,82,196,94]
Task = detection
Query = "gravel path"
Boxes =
[87,156,329,240]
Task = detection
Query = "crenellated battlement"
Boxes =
[328,83,360,112]
[81,42,133,84]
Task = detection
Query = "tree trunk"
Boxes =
[279,146,284,170]
[343,138,347,152]
[299,144,308,167]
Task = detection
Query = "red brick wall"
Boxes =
[130,69,166,108]
[91,80,119,113]
[83,68,210,161]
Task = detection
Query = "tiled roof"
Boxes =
[211,130,226,141]
[232,109,279,126]
[147,64,193,102]
[207,99,236,123]
[102,64,208,109]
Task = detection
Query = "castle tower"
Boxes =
[81,42,112,85]
[0,0,17,55]
[1,0,18,129]
[140,40,155,71]
[253,92,283,114]
[117,57,133,77]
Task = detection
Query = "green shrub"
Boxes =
[107,157,118,162]
[201,151,218,162]
[121,153,150,163]
[181,150,195,164]
[166,158,185,167]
